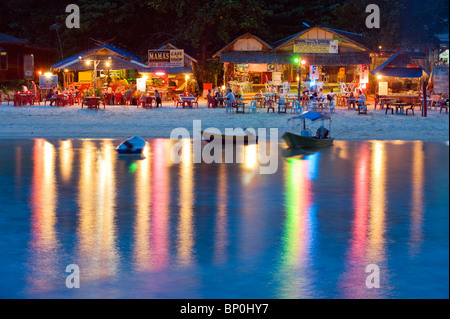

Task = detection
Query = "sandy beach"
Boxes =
[0,100,448,140]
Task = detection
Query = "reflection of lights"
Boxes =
[244,144,257,169]
[410,141,424,256]
[134,142,152,272]
[77,140,119,282]
[277,159,315,298]
[368,141,386,262]
[177,139,194,266]
[305,152,319,181]
[214,164,228,265]
[59,140,73,183]
[28,139,58,293]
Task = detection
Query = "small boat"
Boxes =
[116,136,146,154]
[201,128,258,144]
[281,111,334,149]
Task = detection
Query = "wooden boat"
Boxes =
[282,111,334,149]
[201,129,258,144]
[116,136,146,154]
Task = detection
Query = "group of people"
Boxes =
[206,86,243,108]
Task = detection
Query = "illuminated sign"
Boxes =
[148,49,184,67]
[294,39,338,53]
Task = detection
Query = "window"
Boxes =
[0,52,7,70]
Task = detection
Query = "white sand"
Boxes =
[0,100,448,141]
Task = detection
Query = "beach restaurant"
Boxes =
[51,44,148,90]
[371,52,430,104]
[212,26,373,94]
[137,43,198,98]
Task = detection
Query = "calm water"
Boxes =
[0,139,448,299]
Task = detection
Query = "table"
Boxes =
[56,94,71,107]
[19,93,35,106]
[312,101,327,113]
[251,96,265,107]
[83,96,101,109]
[181,97,196,108]
[346,98,358,110]
[236,102,246,113]
[393,102,405,115]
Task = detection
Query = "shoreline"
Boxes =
[1,101,448,141]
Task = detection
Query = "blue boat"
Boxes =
[116,136,146,154]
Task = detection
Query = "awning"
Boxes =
[220,51,371,66]
[289,111,331,121]
[377,67,425,78]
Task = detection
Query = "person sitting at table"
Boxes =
[207,89,217,108]
[154,90,162,107]
[317,88,325,100]
[327,88,336,102]
[45,88,56,106]
[357,89,366,103]
[225,88,235,108]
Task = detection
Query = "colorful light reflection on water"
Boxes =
[0,139,448,299]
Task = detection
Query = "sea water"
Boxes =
[0,139,448,298]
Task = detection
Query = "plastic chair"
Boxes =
[290,101,302,113]
[249,100,257,114]
[266,100,275,113]
[439,100,448,114]
[277,99,287,113]
[226,102,234,113]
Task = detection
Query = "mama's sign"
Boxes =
[148,49,184,67]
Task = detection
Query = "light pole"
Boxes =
[78,56,111,91]
[294,58,306,102]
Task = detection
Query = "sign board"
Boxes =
[272,72,282,86]
[267,63,275,72]
[39,75,58,89]
[310,65,319,80]
[294,39,338,53]
[24,54,34,80]
[432,65,449,94]
[170,50,184,67]
[359,64,369,84]
[148,49,184,67]
[378,81,388,96]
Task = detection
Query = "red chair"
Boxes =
[13,92,23,107]
[115,93,123,105]
[33,91,41,105]
[191,96,199,108]
[266,100,275,113]
[207,95,216,108]
[125,93,133,105]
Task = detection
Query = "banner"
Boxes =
[272,72,282,86]
[310,65,319,80]
[294,39,338,53]
[359,64,369,84]
[39,75,58,89]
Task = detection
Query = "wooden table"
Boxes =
[346,98,358,110]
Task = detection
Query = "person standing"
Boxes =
[155,90,162,107]
[225,88,235,108]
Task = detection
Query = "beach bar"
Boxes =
[213,27,373,95]
[138,43,198,100]
[51,44,148,90]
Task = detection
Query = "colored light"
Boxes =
[294,58,299,64]
[156,72,165,76]
[301,60,306,65]
[377,75,382,80]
